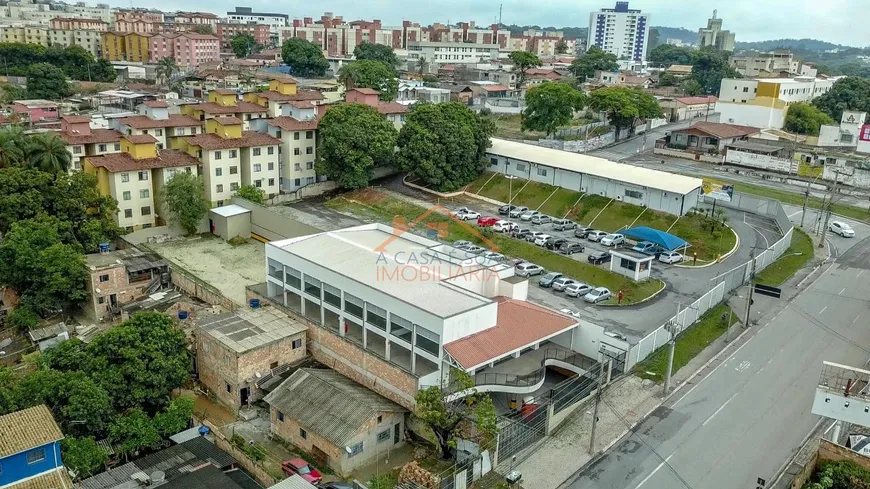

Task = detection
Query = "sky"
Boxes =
[124,0,868,47]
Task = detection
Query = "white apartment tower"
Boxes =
[698,10,735,52]
[587,1,649,62]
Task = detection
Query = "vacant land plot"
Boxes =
[150,235,265,305]
[327,189,664,304]
[468,173,737,260]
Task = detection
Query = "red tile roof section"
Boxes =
[62,115,90,124]
[192,101,267,114]
[480,84,508,92]
[214,116,243,125]
[184,131,280,149]
[123,134,158,144]
[351,87,380,95]
[684,121,760,139]
[87,149,199,172]
[377,102,408,114]
[57,128,122,145]
[117,114,203,129]
[266,117,319,131]
[443,297,577,369]
[143,100,168,108]
[257,90,325,102]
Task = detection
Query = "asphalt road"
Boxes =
[588,115,718,162]
[560,233,870,489]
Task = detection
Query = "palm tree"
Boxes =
[26,132,71,174]
[417,55,427,75]
[0,126,26,168]
[156,57,178,87]
[337,64,355,90]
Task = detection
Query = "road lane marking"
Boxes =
[787,210,801,218]
[824,419,839,434]
[859,270,865,278]
[631,452,675,489]
[840,287,847,295]
[703,391,739,426]
[819,306,827,315]
[853,315,861,326]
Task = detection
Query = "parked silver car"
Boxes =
[565,282,593,298]
[509,206,529,218]
[552,219,577,231]
[586,230,608,242]
[531,215,552,225]
[552,277,578,292]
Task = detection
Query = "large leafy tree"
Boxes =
[414,370,497,460]
[680,78,703,96]
[281,38,328,77]
[570,46,619,83]
[508,50,542,88]
[522,82,586,137]
[155,57,177,88]
[0,216,87,316]
[338,60,399,101]
[162,171,209,234]
[230,33,258,58]
[110,409,161,457]
[690,50,740,95]
[317,103,397,190]
[396,102,495,192]
[785,102,835,136]
[152,397,195,437]
[61,437,108,479]
[647,44,695,66]
[26,63,72,100]
[589,86,662,141]
[555,40,569,55]
[353,42,398,67]
[26,132,71,174]
[0,125,27,168]
[235,183,265,204]
[813,77,870,122]
[14,370,113,436]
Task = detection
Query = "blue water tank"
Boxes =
[98,243,110,253]
[249,299,261,309]
[178,310,189,320]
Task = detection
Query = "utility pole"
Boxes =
[743,248,756,329]
[819,170,840,247]
[663,301,683,394]
[588,359,607,454]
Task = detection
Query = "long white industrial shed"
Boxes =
[485,138,704,216]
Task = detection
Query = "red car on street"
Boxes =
[281,458,322,485]
[477,216,499,227]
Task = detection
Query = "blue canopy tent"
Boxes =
[622,226,689,252]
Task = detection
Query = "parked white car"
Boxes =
[520,210,542,221]
[600,233,625,247]
[586,230,608,242]
[658,250,683,264]
[584,287,612,303]
[565,282,593,298]
[453,240,473,249]
[480,251,505,262]
[454,209,481,221]
[552,277,578,292]
[493,220,519,233]
[534,234,553,246]
[509,206,529,218]
[829,221,855,237]
[515,262,544,276]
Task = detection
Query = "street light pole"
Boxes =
[819,170,840,247]
[743,249,756,329]
[663,301,683,395]
[589,359,607,454]
[800,171,824,229]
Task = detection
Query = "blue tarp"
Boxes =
[622,226,689,251]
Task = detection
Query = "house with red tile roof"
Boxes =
[242,78,325,117]
[181,89,269,130]
[57,115,123,171]
[663,121,760,153]
[345,88,408,129]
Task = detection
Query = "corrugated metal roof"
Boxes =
[160,465,244,489]
[264,369,406,447]
[181,436,237,469]
[197,307,306,354]
[268,475,318,489]
[487,138,704,196]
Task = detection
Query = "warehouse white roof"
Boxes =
[210,204,251,217]
[488,138,703,195]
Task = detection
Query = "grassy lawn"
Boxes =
[493,114,545,140]
[468,173,517,202]
[327,189,665,304]
[634,304,739,382]
[539,188,583,217]
[754,227,815,286]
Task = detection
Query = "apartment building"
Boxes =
[50,16,107,31]
[0,0,110,26]
[49,19,106,57]
[244,77,325,117]
[102,31,152,62]
[587,1,649,62]
[56,116,122,171]
[173,11,219,29]
[150,32,220,67]
[506,29,575,57]
[729,51,817,78]
[407,40,499,65]
[183,116,281,205]
[182,89,269,129]
[0,25,49,45]
[84,133,200,230]
[225,7,288,33]
[255,105,318,193]
[114,102,204,150]
[216,22,270,50]
[716,76,841,129]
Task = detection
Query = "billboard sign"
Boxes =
[702,178,734,202]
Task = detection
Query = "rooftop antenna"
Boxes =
[712,9,717,19]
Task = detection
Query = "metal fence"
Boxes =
[630,192,795,367]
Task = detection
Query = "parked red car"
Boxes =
[281,458,322,485]
[477,216,499,227]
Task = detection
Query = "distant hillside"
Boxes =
[651,26,696,46]
[736,38,855,52]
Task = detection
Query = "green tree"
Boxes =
[61,437,108,479]
[162,171,209,234]
[416,55,428,75]
[155,57,177,88]
[338,60,399,101]
[90,59,117,83]
[0,83,29,104]
[414,370,497,460]
[281,38,328,77]
[647,44,695,65]
[235,183,265,204]
[26,132,71,174]
[15,370,113,436]
[569,46,618,83]
[26,63,72,100]
[0,216,87,316]
[353,42,398,68]
[85,312,190,413]
[658,72,678,87]
[152,397,194,436]
[396,102,495,192]
[109,409,160,457]
[231,33,258,58]
[508,50,542,88]
[588,86,662,141]
[785,102,835,136]
[813,76,870,121]
[317,103,398,190]
[690,50,740,95]
[680,78,703,96]
[0,125,26,167]
[6,304,39,331]
[555,40,569,55]
[522,81,586,137]
[0,367,18,414]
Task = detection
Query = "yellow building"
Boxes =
[1,25,50,46]
[84,133,200,231]
[101,31,151,62]
[242,78,324,117]
[182,89,269,129]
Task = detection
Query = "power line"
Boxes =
[786,302,870,356]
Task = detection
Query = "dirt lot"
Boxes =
[150,235,265,305]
